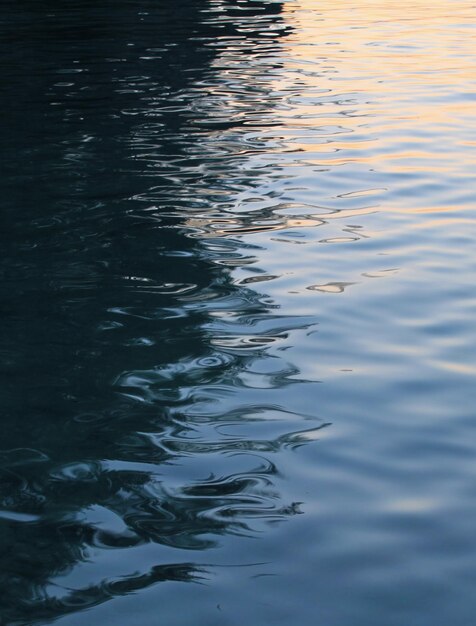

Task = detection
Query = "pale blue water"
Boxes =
[1,1,476,624]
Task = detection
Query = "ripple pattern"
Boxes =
[1,1,476,625]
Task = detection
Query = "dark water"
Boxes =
[1,1,476,624]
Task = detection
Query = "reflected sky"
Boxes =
[1,1,476,625]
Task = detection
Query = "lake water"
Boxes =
[1,1,476,624]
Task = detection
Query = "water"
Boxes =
[1,1,476,624]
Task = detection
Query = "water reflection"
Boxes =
[2,0,476,624]
[0,1,328,623]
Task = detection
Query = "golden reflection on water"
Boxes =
[187,0,475,239]
[278,0,476,185]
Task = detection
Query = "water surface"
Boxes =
[1,1,476,624]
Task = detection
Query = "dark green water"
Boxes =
[1,1,476,624]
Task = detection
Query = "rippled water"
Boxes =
[1,1,476,624]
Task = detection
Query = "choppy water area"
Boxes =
[1,0,476,624]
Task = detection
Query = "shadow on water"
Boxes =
[0,2,327,623]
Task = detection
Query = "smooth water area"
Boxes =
[1,1,476,624]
